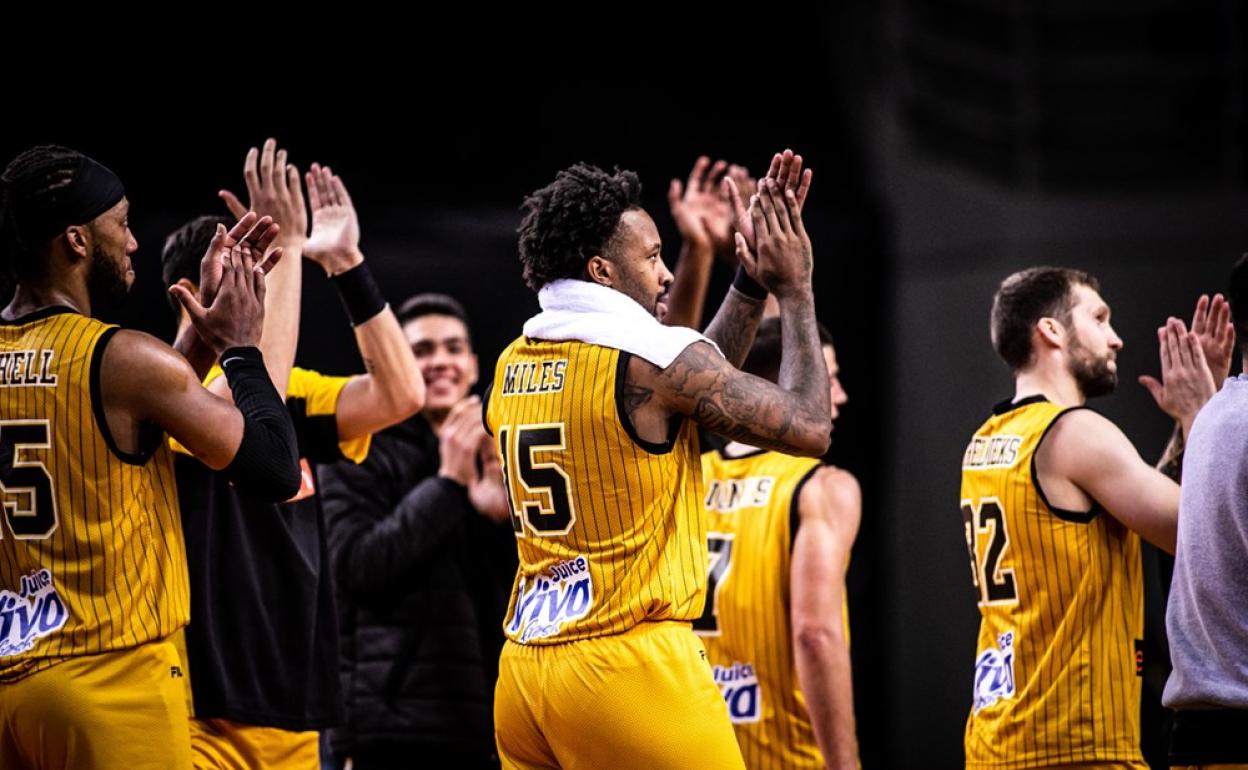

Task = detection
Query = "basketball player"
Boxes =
[696,317,860,769]
[162,143,423,768]
[0,144,302,769]
[960,267,1224,769]
[485,151,830,769]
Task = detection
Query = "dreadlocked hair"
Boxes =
[1,145,85,283]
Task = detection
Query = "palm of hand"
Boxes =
[304,206,358,261]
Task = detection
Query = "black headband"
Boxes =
[15,155,125,246]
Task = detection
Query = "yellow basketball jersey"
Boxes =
[484,337,706,645]
[960,396,1143,769]
[697,446,829,769]
[0,307,187,682]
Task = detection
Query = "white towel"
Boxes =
[522,279,721,369]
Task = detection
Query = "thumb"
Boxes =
[219,189,247,219]
[169,284,208,324]
[1138,375,1164,406]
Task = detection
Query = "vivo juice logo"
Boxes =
[973,631,1016,713]
[713,661,762,723]
[508,557,594,643]
[0,569,67,658]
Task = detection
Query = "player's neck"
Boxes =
[2,281,89,321]
[1013,365,1086,408]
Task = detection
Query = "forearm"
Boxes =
[255,241,303,399]
[663,240,714,329]
[172,325,216,381]
[703,288,766,368]
[794,626,859,770]
[777,289,831,421]
[346,308,424,433]
[219,347,301,501]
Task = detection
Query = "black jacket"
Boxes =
[319,414,517,762]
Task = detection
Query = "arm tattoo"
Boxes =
[653,342,827,455]
[703,289,765,368]
[777,294,831,426]
[1157,422,1185,482]
[621,381,653,426]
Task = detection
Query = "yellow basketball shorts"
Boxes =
[495,620,745,770]
[190,718,319,770]
[0,639,192,769]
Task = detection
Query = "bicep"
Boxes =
[790,473,857,632]
[332,375,385,442]
[105,335,244,470]
[1056,414,1179,552]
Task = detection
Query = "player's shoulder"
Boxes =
[799,465,861,523]
[1039,406,1129,458]
[100,329,195,388]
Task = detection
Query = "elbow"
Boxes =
[263,462,303,503]
[387,383,425,422]
[793,622,843,658]
[794,420,833,457]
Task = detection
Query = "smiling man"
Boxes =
[320,293,516,770]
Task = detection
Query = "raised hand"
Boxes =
[169,213,283,355]
[220,138,307,252]
[303,163,364,275]
[668,156,733,253]
[1190,293,1235,383]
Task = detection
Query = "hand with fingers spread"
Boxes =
[170,212,283,355]
[727,148,812,258]
[1190,293,1235,383]
[668,156,734,254]
[1139,317,1217,435]
[220,138,308,252]
[737,178,813,299]
[303,163,363,276]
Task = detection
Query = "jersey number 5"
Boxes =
[498,423,576,536]
[0,420,58,539]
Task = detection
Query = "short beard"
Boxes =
[1068,338,1117,399]
[86,245,130,318]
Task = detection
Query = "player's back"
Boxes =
[698,446,829,769]
[485,336,706,644]
[0,307,187,682]
[960,395,1142,769]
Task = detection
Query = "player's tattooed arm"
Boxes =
[702,289,765,367]
[1156,423,1185,482]
[632,340,831,456]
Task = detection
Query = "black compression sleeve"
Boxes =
[220,347,302,501]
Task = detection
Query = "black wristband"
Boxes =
[732,266,767,301]
[330,263,387,326]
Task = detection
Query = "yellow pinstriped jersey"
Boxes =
[697,446,832,770]
[0,308,187,682]
[485,337,706,645]
[960,396,1143,769]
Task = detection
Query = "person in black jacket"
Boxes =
[320,293,514,770]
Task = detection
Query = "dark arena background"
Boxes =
[5,5,1247,767]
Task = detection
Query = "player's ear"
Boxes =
[585,255,612,287]
[1035,317,1065,350]
[64,225,91,260]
